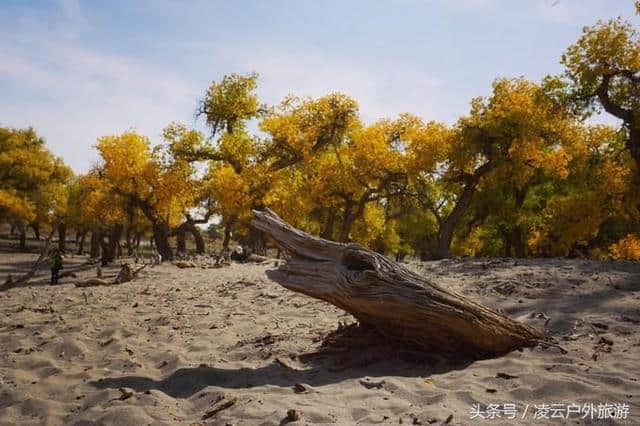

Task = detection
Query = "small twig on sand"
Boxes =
[535,339,568,354]
[359,379,385,389]
[202,396,236,420]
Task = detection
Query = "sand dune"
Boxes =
[0,254,639,425]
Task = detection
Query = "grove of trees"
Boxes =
[2,8,639,262]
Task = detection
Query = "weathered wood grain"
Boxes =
[252,208,547,357]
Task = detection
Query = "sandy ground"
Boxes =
[0,253,639,425]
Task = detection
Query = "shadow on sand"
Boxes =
[90,324,478,399]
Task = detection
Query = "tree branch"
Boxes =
[597,74,633,122]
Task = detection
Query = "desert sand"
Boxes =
[0,253,639,425]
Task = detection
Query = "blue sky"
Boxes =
[1,0,637,172]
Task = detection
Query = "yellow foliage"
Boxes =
[404,119,452,173]
[609,235,640,260]
[97,132,152,190]
[96,131,197,227]
[68,171,125,227]
[452,227,486,257]
[0,189,36,224]
[209,164,252,221]
[0,126,72,226]
[260,93,359,159]
[528,192,605,256]
[5,58,638,263]
[528,133,636,257]
[350,204,386,247]
[264,169,315,228]
[200,73,261,136]
[562,16,640,114]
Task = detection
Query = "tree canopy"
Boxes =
[2,5,639,262]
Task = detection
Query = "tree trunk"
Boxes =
[188,224,205,254]
[222,221,233,249]
[511,226,525,258]
[90,231,101,258]
[58,223,67,253]
[338,201,355,242]
[19,227,27,251]
[502,228,512,257]
[510,187,527,258]
[629,126,640,170]
[176,230,186,253]
[437,184,477,259]
[321,208,336,240]
[77,231,86,255]
[248,226,266,255]
[125,226,134,256]
[251,208,546,357]
[436,167,492,260]
[31,223,40,240]
[437,221,455,259]
[100,224,123,265]
[152,222,173,261]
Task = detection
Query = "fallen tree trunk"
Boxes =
[251,209,547,357]
[74,278,111,288]
[0,231,55,292]
[74,263,146,287]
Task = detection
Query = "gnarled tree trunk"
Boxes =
[437,178,477,259]
[188,223,205,254]
[252,209,546,357]
[100,224,123,266]
[247,226,266,255]
[173,221,206,255]
[152,222,173,261]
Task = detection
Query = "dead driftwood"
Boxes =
[251,209,548,357]
[74,278,111,288]
[0,231,55,292]
[173,260,197,269]
[74,263,147,287]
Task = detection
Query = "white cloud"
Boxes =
[5,0,628,177]
[0,23,199,173]
[2,18,449,174]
